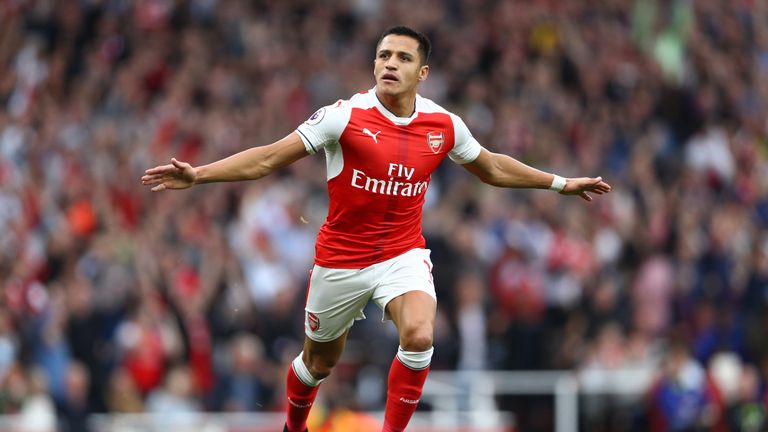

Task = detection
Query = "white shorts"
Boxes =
[304,248,436,342]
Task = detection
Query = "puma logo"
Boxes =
[362,128,381,143]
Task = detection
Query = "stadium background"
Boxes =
[1,0,767,431]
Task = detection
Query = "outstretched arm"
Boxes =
[141,132,309,192]
[462,148,611,201]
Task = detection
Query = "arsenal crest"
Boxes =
[427,131,444,154]
[307,312,320,332]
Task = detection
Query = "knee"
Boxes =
[303,353,338,380]
[400,324,434,352]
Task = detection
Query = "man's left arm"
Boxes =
[462,148,612,201]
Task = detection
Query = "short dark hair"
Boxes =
[377,26,432,65]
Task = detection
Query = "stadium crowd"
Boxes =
[1,0,767,431]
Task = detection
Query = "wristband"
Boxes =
[549,174,566,192]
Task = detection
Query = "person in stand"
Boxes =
[142,25,612,432]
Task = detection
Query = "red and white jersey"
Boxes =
[296,88,482,268]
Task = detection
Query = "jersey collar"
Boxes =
[370,87,420,126]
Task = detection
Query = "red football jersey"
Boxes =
[296,88,482,268]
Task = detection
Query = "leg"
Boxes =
[285,331,348,432]
[301,330,349,380]
[287,263,371,431]
[386,290,436,351]
[382,290,436,432]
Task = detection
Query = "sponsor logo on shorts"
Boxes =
[399,397,420,404]
[307,312,320,332]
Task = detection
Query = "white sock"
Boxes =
[292,352,322,387]
[396,346,434,370]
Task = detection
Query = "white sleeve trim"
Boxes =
[295,128,319,154]
[295,101,351,154]
[448,113,483,164]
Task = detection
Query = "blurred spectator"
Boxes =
[31,292,72,405]
[455,272,488,372]
[16,367,56,432]
[145,365,200,414]
[725,364,767,432]
[58,362,91,432]
[210,333,276,411]
[649,336,726,432]
[141,365,202,432]
[115,293,182,395]
[0,308,16,384]
[105,367,143,413]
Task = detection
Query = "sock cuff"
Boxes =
[396,346,434,370]
[292,352,322,387]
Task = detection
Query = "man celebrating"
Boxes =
[142,26,611,432]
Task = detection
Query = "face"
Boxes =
[374,34,429,96]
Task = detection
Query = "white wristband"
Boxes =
[549,175,566,192]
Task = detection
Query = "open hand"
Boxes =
[141,158,197,192]
[560,177,612,201]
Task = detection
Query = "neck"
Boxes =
[375,89,416,118]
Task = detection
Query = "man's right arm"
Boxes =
[142,131,309,191]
